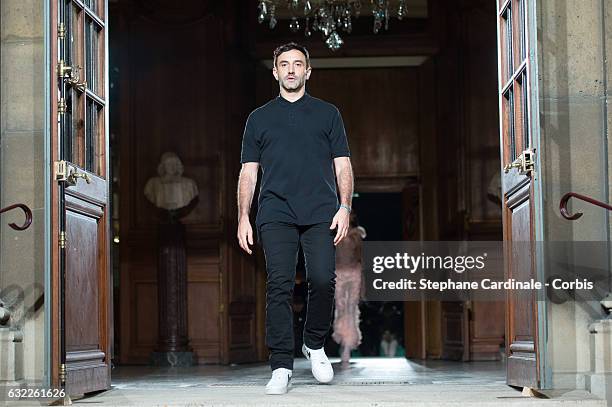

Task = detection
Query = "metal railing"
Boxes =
[560,192,612,220]
[0,203,33,230]
[0,203,33,325]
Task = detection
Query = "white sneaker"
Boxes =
[265,367,292,395]
[302,344,334,383]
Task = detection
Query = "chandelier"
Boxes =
[257,0,409,51]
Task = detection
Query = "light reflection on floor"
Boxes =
[110,357,506,389]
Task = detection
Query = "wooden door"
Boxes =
[497,0,543,389]
[51,0,111,395]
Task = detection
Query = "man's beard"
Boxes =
[280,75,306,93]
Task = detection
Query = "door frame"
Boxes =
[353,176,421,358]
[523,0,550,389]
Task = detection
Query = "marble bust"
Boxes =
[144,152,198,211]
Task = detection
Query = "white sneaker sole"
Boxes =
[302,345,334,383]
[265,382,291,395]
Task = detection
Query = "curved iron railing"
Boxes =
[560,192,612,220]
[0,204,34,326]
[0,203,32,230]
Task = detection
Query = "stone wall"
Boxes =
[0,0,47,384]
[536,0,611,394]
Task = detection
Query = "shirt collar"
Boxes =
[276,91,309,107]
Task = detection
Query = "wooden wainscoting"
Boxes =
[119,233,222,364]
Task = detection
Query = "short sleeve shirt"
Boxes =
[240,92,351,229]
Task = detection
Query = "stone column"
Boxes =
[586,317,612,401]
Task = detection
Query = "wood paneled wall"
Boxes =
[111,0,259,364]
[435,0,502,240]
[432,0,504,361]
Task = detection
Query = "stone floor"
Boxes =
[4,358,609,406]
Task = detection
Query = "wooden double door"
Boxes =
[497,0,547,390]
[50,0,111,395]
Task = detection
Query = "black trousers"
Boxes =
[259,221,336,370]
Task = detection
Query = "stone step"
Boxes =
[44,384,608,407]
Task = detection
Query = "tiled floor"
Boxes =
[5,358,608,406]
[110,357,507,388]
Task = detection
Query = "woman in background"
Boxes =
[332,212,367,367]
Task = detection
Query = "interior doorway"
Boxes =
[350,191,405,358]
[107,0,503,374]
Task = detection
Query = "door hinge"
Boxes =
[55,160,69,182]
[58,98,66,114]
[54,160,70,182]
[58,22,66,40]
[59,231,66,249]
[58,363,67,382]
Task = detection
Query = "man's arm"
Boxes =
[330,156,354,245]
[334,156,353,208]
[237,162,259,254]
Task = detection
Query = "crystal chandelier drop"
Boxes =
[257,0,409,51]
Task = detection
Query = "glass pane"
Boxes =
[85,18,100,94]
[65,87,84,166]
[504,88,516,161]
[521,72,529,149]
[504,7,513,81]
[64,90,74,161]
[518,0,526,62]
[63,3,83,164]
[67,2,76,66]
[85,98,100,172]
[64,1,83,83]
[0,0,48,388]
[84,0,97,13]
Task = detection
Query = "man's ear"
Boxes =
[305,66,312,80]
[272,66,279,81]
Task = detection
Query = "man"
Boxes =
[237,42,354,395]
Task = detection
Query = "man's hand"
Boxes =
[237,216,254,254]
[330,207,350,245]
[237,162,259,255]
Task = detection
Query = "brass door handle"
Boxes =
[67,77,87,92]
[54,160,92,186]
[503,149,535,174]
[503,159,522,173]
[66,66,87,92]
[58,61,87,92]
[69,170,91,184]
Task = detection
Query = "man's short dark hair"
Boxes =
[273,42,310,68]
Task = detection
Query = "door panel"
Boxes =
[64,175,110,394]
[497,0,542,389]
[504,183,538,387]
[52,0,110,395]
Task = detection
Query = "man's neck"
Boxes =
[279,86,306,103]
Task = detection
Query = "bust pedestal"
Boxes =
[150,221,194,367]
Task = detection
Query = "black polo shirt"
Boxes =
[240,92,351,230]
